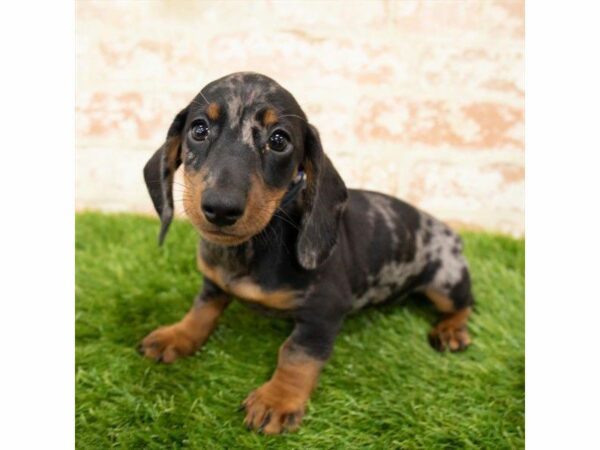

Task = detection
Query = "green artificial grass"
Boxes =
[76,212,524,449]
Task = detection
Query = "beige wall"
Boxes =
[76,0,524,236]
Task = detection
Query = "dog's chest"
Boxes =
[197,243,298,310]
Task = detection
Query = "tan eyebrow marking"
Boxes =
[263,108,278,127]
[206,102,220,121]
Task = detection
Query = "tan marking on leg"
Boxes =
[243,341,323,434]
[206,102,220,121]
[140,295,229,363]
[428,307,472,352]
[424,288,455,313]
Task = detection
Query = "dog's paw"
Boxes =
[242,382,306,434]
[428,322,472,352]
[138,324,199,363]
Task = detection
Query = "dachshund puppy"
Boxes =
[140,72,474,434]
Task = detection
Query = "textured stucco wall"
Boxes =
[76,0,524,236]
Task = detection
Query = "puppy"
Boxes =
[140,72,474,434]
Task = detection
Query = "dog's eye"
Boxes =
[267,131,289,152]
[190,120,209,141]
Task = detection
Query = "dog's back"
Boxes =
[334,189,473,314]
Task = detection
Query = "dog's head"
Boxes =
[144,72,347,269]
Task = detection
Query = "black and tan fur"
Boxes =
[140,72,475,434]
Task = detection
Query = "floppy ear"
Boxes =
[297,124,348,270]
[143,107,189,245]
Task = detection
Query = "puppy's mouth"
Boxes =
[198,226,251,246]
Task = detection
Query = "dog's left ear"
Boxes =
[143,107,189,245]
[297,124,348,270]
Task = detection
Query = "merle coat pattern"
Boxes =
[140,72,475,434]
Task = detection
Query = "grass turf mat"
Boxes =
[76,212,524,449]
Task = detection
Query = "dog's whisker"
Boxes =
[270,105,307,123]
[277,114,307,122]
[274,211,300,231]
[276,205,298,223]
[199,91,211,105]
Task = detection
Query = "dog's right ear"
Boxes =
[143,107,189,245]
[296,124,348,270]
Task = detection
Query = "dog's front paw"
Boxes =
[138,323,200,363]
[242,381,306,434]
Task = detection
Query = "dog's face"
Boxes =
[144,72,348,269]
[181,73,306,245]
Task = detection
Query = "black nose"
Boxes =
[201,190,245,227]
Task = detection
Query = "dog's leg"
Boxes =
[242,318,342,434]
[424,288,473,352]
[139,279,230,363]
